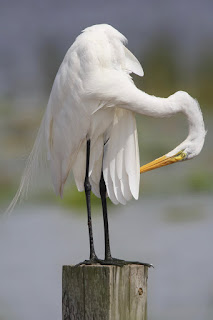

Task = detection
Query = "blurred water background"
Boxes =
[0,0,213,319]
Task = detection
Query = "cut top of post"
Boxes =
[62,264,148,320]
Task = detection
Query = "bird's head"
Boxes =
[140,138,205,174]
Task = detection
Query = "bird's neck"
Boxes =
[178,92,205,142]
[165,91,206,158]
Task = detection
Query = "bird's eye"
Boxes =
[175,151,182,156]
[174,150,187,161]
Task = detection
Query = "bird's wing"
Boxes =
[45,54,90,197]
[71,139,86,192]
[103,108,140,205]
[46,99,89,197]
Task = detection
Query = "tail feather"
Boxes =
[4,115,46,215]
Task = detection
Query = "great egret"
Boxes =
[7,24,205,266]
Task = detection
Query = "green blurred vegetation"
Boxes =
[134,36,180,97]
[1,36,213,209]
[163,203,205,224]
[186,171,213,193]
[58,185,113,214]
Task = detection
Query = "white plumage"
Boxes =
[45,24,143,204]
[6,24,206,213]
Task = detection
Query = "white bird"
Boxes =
[7,24,206,266]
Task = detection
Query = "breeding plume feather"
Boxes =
[6,24,205,265]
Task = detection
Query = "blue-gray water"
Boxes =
[0,195,212,320]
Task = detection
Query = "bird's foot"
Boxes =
[76,257,153,268]
[97,257,153,268]
[75,255,104,266]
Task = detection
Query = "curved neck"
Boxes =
[120,89,205,139]
[181,95,205,141]
[118,89,205,157]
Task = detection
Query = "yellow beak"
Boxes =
[140,151,186,174]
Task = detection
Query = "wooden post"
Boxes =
[62,264,148,320]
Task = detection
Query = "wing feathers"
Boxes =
[103,108,140,204]
[89,135,104,177]
[72,140,86,192]
[103,165,119,205]
[124,121,140,199]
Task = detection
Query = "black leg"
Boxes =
[84,140,98,261]
[99,172,112,260]
[98,171,153,268]
[76,140,102,266]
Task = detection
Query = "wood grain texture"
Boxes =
[62,265,148,320]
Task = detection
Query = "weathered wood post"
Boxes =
[62,264,148,320]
